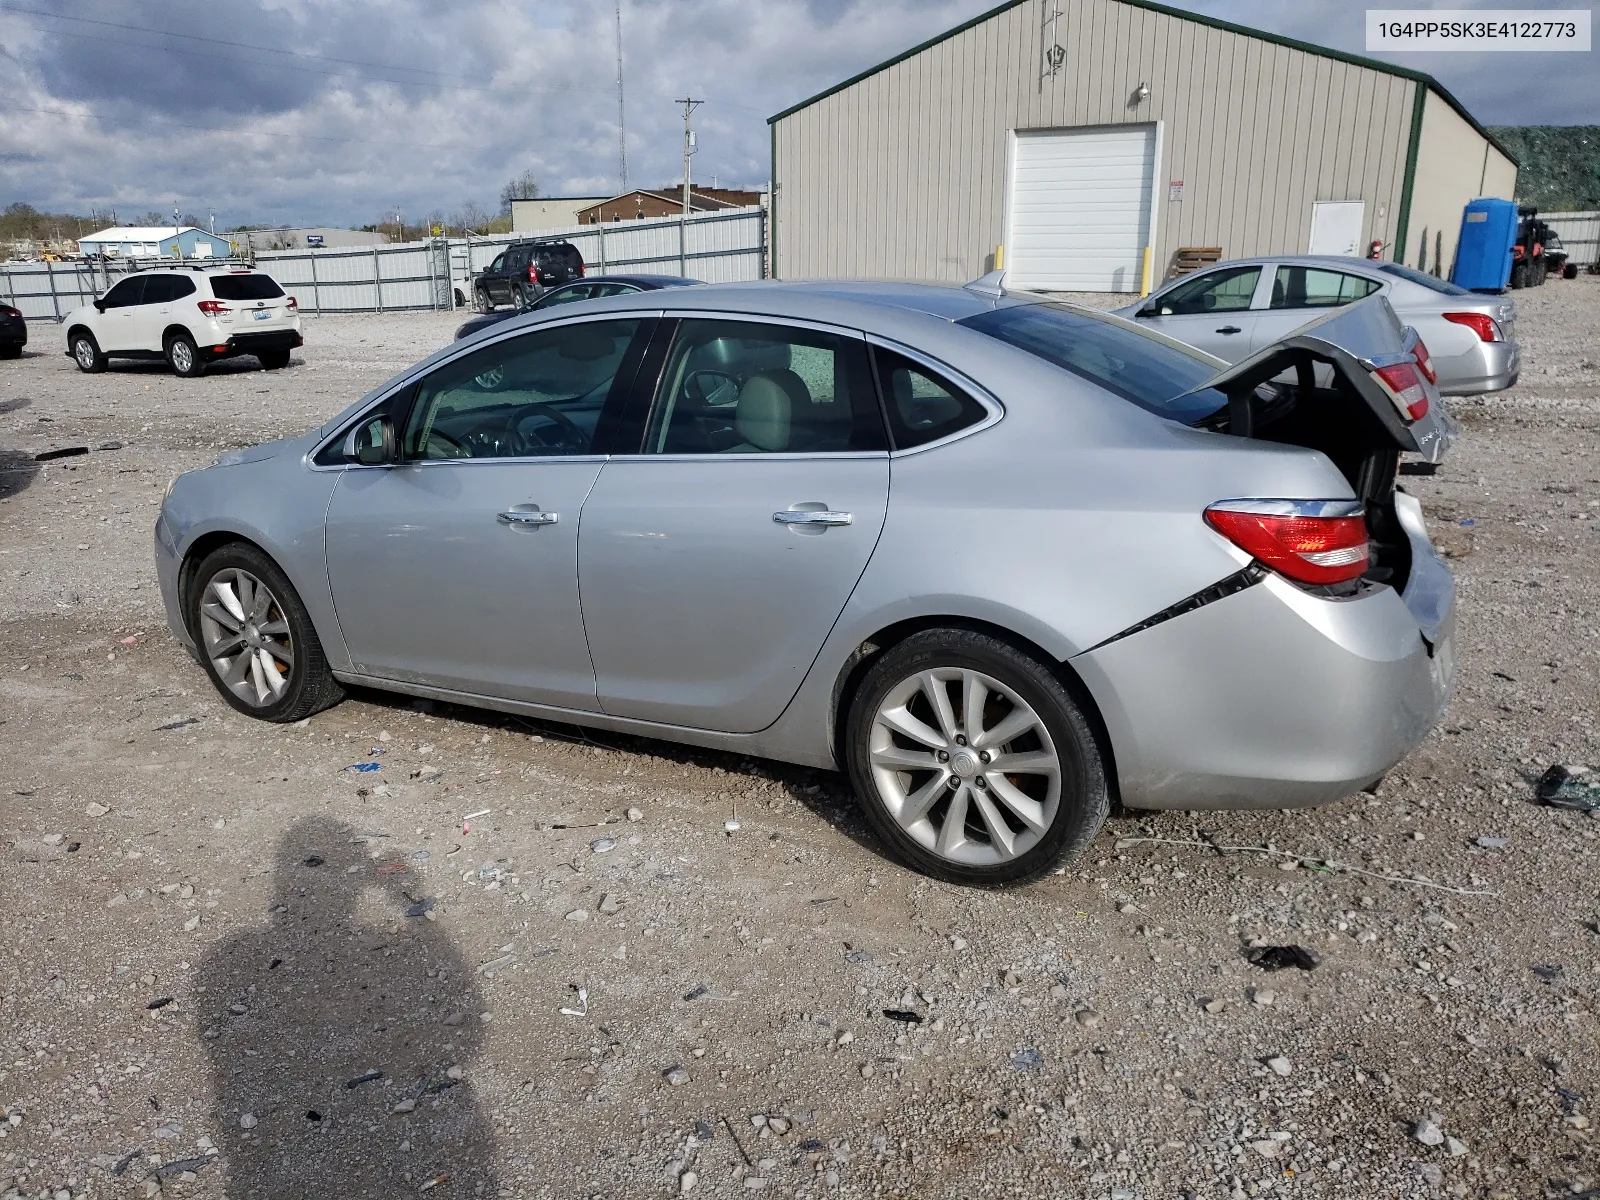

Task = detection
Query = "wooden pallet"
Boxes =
[1172,246,1223,275]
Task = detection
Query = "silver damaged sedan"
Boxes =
[156,282,1457,885]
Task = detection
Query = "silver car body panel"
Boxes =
[156,281,1456,809]
[1115,255,1520,395]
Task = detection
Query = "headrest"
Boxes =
[735,370,809,452]
[686,335,791,377]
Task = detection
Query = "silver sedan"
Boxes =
[155,282,1455,886]
[1114,255,1519,395]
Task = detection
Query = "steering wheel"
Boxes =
[513,402,587,452]
[423,427,470,458]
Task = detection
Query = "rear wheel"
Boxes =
[1509,263,1527,289]
[257,348,291,370]
[845,629,1108,886]
[1565,262,1579,280]
[190,543,343,722]
[512,286,530,312]
[166,332,204,377]
[71,332,106,372]
[475,286,492,314]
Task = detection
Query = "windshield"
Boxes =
[957,302,1228,424]
[1375,262,1472,296]
[211,274,284,301]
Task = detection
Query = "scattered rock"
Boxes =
[626,807,644,822]
[566,908,589,922]
[1264,1055,1293,1077]
[1250,988,1276,1007]
[1413,1117,1445,1146]
[239,1113,257,1129]
[1074,1008,1101,1029]
[664,1066,691,1087]
[598,893,621,915]
[85,801,111,817]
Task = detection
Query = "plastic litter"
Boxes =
[559,984,589,1017]
[1475,836,1510,850]
[1245,945,1319,972]
[345,762,381,773]
[683,984,709,1002]
[34,446,89,461]
[419,1174,452,1192]
[1011,1048,1044,1070]
[404,897,436,918]
[591,836,618,853]
[882,1009,922,1024]
[344,1069,383,1089]
[1536,765,1600,812]
[1531,963,1566,982]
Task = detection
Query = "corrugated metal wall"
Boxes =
[774,0,1418,287]
[1407,88,1518,277]
[1544,211,1599,267]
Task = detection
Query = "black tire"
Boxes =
[844,629,1109,886]
[257,348,291,370]
[188,542,344,723]
[475,287,492,314]
[1509,263,1527,290]
[0,344,21,360]
[165,331,205,377]
[1565,262,1579,280]
[70,331,106,372]
[512,286,530,312]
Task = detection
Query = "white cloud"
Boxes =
[1,0,1591,227]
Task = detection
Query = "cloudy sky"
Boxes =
[1,0,1594,230]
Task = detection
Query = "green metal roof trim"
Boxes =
[766,0,1518,167]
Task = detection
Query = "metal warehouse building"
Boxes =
[769,0,1517,290]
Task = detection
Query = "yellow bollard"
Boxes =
[1140,245,1153,297]
[995,245,1005,270]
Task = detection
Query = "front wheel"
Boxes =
[71,332,106,372]
[166,332,204,377]
[475,287,492,314]
[845,629,1109,886]
[189,543,344,722]
[0,344,21,360]
[257,348,291,370]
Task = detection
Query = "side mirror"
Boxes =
[93,300,106,313]
[343,415,395,466]
[1137,303,1160,318]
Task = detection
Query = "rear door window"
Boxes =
[1269,266,1379,309]
[139,276,176,304]
[210,274,285,301]
[1152,266,1262,315]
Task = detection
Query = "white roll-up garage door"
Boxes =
[1005,125,1157,292]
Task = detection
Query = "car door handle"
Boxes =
[1215,325,1244,334]
[498,509,558,526]
[773,509,852,527]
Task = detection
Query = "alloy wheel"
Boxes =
[74,339,95,369]
[868,668,1061,866]
[170,339,194,374]
[198,567,294,707]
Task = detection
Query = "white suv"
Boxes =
[63,267,303,377]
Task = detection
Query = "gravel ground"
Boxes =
[2,284,1598,1200]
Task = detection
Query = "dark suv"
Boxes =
[473,241,585,313]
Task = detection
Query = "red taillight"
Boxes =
[1204,501,1370,586]
[197,299,230,315]
[1441,311,1502,342]
[529,264,541,284]
[1372,361,1430,422]
[1411,338,1436,384]
[578,262,586,277]
[0,304,19,318]
[286,296,298,310]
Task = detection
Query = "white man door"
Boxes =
[1307,202,1365,256]
[1004,125,1157,292]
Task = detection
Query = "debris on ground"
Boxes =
[1245,945,1320,972]
[1536,765,1600,811]
[345,761,381,773]
[344,1069,384,1088]
[1475,835,1510,849]
[559,985,589,1017]
[404,897,435,918]
[1011,1048,1043,1070]
[882,1009,922,1024]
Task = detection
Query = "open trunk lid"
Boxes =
[1185,294,1454,641]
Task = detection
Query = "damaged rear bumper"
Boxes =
[1072,523,1455,811]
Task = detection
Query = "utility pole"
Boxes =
[677,97,702,216]
[208,209,216,235]
[614,0,628,192]
[172,201,181,259]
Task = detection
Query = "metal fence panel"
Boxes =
[3,206,767,321]
[1544,211,1599,266]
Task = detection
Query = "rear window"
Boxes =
[1375,262,1472,296]
[957,303,1228,424]
[536,244,583,274]
[210,274,285,301]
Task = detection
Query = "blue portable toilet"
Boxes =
[1451,198,1518,292]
